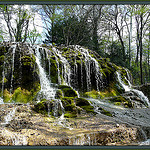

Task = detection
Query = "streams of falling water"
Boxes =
[10,44,17,94]
[52,47,71,86]
[116,71,150,107]
[34,45,56,100]
[74,45,102,91]
[1,106,17,126]
[0,97,3,104]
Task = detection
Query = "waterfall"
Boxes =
[52,47,71,86]
[34,45,56,100]
[10,44,17,94]
[116,71,150,107]
[74,45,102,91]
[45,49,51,79]
[0,97,3,104]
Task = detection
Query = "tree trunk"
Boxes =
[116,26,126,62]
[139,14,143,84]
[148,27,150,82]
[92,5,99,51]
[129,14,132,68]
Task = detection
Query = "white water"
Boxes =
[1,59,6,99]
[1,107,17,126]
[140,139,150,145]
[74,45,102,91]
[116,71,150,107]
[10,44,17,94]
[0,97,4,104]
[45,50,51,78]
[52,47,71,86]
[35,46,56,100]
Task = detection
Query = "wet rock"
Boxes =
[0,104,145,146]
[135,84,150,101]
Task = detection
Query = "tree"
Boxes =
[2,5,31,42]
[133,5,150,84]
[101,5,126,64]
[43,15,91,46]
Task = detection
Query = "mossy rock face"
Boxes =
[83,90,100,99]
[55,89,63,99]
[3,89,12,103]
[11,87,32,103]
[101,108,112,117]
[58,85,78,97]
[61,97,77,115]
[105,96,133,108]
[34,99,48,115]
[3,87,35,103]
[64,112,77,118]
[49,58,59,84]
[21,55,36,68]
[75,98,94,113]
[75,98,90,106]
[34,99,63,117]
[83,83,121,99]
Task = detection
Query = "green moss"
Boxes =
[114,102,121,106]
[34,99,47,115]
[84,90,100,99]
[55,89,63,99]
[58,85,78,97]
[0,55,5,62]
[62,47,68,52]
[75,98,90,106]
[3,89,12,103]
[21,55,35,68]
[11,87,32,103]
[107,96,133,108]
[64,112,77,118]
[80,105,95,113]
[50,58,58,83]
[61,97,75,112]
[101,108,112,117]
[0,77,7,84]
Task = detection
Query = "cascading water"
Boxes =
[34,46,65,118]
[116,71,150,107]
[34,45,56,100]
[52,47,71,86]
[0,97,3,104]
[1,107,17,126]
[10,44,17,94]
[74,45,102,91]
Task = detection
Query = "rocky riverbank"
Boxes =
[0,104,145,146]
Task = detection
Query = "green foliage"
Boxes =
[43,15,91,47]
[27,28,42,45]
[107,41,128,67]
